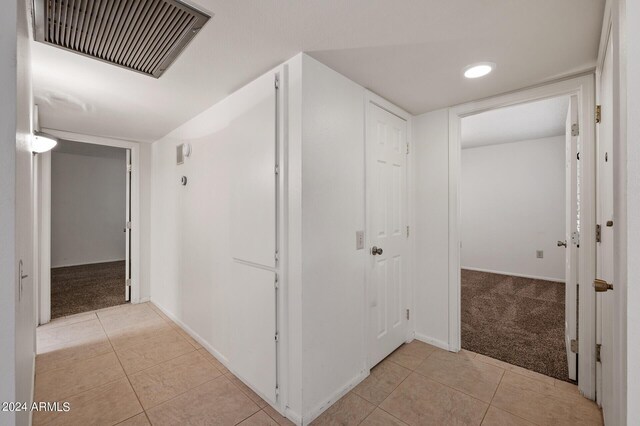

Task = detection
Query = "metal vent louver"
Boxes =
[33,0,210,78]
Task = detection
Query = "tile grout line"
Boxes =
[95,307,150,424]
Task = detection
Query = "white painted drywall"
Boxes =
[150,60,292,414]
[412,109,451,348]
[51,148,126,268]
[14,1,36,425]
[138,142,152,301]
[624,0,639,421]
[460,136,566,281]
[0,1,18,423]
[300,55,367,419]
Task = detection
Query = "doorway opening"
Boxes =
[48,140,131,318]
[458,95,579,383]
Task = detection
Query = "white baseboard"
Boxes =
[303,370,369,425]
[461,266,565,283]
[413,333,450,351]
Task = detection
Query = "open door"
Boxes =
[564,95,579,381]
[596,34,615,421]
[125,149,132,302]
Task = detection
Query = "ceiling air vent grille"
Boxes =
[33,0,211,78]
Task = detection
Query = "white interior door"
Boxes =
[366,102,409,368]
[596,34,614,420]
[125,149,131,302]
[564,95,579,381]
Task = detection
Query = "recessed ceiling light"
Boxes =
[463,62,495,79]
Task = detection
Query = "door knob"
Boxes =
[371,246,383,255]
[557,240,567,247]
[594,278,614,292]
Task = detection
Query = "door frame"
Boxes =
[448,74,597,398]
[364,90,414,369]
[595,2,626,422]
[37,129,142,324]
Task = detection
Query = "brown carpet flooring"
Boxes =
[51,261,127,319]
[461,269,572,382]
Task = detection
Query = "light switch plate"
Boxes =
[356,231,365,250]
[536,250,544,259]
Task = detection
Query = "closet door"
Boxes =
[228,72,278,403]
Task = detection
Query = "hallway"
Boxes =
[34,303,602,425]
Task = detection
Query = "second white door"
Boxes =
[366,101,410,368]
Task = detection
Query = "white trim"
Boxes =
[414,333,450,351]
[461,266,566,283]
[38,151,51,324]
[448,74,597,399]
[37,129,143,326]
[363,90,413,370]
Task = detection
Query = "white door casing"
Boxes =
[125,149,132,302]
[565,95,579,381]
[366,102,410,368]
[596,34,614,420]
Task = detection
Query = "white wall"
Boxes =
[12,1,36,425]
[51,148,126,267]
[623,0,639,421]
[413,109,450,348]
[300,55,367,420]
[0,1,19,423]
[461,136,566,281]
[150,60,294,414]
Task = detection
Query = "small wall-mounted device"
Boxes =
[182,143,192,158]
[536,250,544,259]
[181,176,188,186]
[177,143,192,165]
[177,145,184,165]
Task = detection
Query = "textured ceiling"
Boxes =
[31,0,605,142]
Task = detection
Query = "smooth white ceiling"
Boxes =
[461,96,570,149]
[31,0,605,142]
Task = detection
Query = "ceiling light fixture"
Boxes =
[463,62,495,79]
[32,131,58,154]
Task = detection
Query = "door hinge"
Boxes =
[274,332,279,342]
[406,143,410,155]
[275,250,279,262]
[595,105,601,124]
[275,385,279,397]
[571,123,579,137]
[570,339,578,354]
[406,226,410,238]
[127,164,132,172]
[406,309,410,320]
[571,231,580,246]
[274,275,279,289]
[275,164,280,175]
[596,343,602,362]
[126,279,131,287]
[275,75,279,89]
[126,221,132,230]
[596,224,601,243]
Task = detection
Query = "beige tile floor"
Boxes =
[34,302,603,426]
